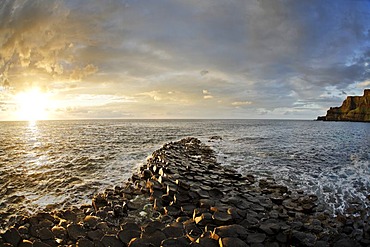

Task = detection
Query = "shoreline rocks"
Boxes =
[317,89,370,122]
[1,137,369,246]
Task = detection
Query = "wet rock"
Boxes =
[196,189,210,199]
[33,240,52,247]
[213,211,233,225]
[164,205,181,217]
[196,236,219,247]
[270,195,284,205]
[39,219,54,228]
[291,230,317,247]
[19,240,33,247]
[51,226,67,239]
[87,229,104,241]
[60,209,78,223]
[184,220,202,242]
[162,225,184,238]
[247,233,266,244]
[77,237,95,247]
[219,237,249,247]
[83,215,100,229]
[302,203,316,214]
[275,232,287,243]
[227,207,244,222]
[101,234,123,247]
[142,169,153,180]
[161,194,173,206]
[113,204,128,217]
[128,237,152,247]
[209,188,223,199]
[2,227,22,246]
[194,212,213,226]
[209,135,222,141]
[92,194,108,211]
[315,241,329,247]
[161,238,189,247]
[18,225,29,235]
[96,222,110,232]
[199,199,215,209]
[174,193,191,204]
[259,222,280,235]
[67,223,86,240]
[122,222,141,232]
[181,204,196,215]
[118,229,141,245]
[213,224,248,240]
[142,230,167,246]
[96,209,108,219]
[37,227,54,240]
[142,220,165,234]
[333,238,361,247]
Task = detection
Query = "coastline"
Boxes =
[1,137,368,246]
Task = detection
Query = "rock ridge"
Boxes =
[1,137,369,246]
[317,89,370,122]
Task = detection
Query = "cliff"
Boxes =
[318,89,370,122]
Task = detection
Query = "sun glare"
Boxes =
[14,88,50,121]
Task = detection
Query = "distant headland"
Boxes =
[317,89,370,122]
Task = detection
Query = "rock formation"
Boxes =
[318,89,370,122]
[1,138,369,246]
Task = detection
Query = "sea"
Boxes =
[0,119,369,228]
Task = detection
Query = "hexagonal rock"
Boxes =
[51,225,67,239]
[2,227,22,246]
[142,230,167,247]
[67,223,86,240]
[213,224,248,240]
[118,229,141,245]
[162,226,184,238]
[83,215,100,228]
[87,229,104,241]
[246,233,266,244]
[196,236,219,247]
[161,238,189,247]
[100,234,123,247]
[128,237,153,247]
[77,237,94,247]
[212,211,233,225]
[219,237,249,247]
[291,230,317,247]
[37,227,54,240]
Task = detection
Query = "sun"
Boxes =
[14,88,50,121]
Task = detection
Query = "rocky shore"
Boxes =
[1,137,369,246]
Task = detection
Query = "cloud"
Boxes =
[202,89,214,99]
[357,80,370,87]
[200,70,209,76]
[136,91,163,101]
[0,0,102,90]
[1,0,369,120]
[70,64,99,81]
[232,101,253,106]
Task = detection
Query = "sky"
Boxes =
[0,0,370,120]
